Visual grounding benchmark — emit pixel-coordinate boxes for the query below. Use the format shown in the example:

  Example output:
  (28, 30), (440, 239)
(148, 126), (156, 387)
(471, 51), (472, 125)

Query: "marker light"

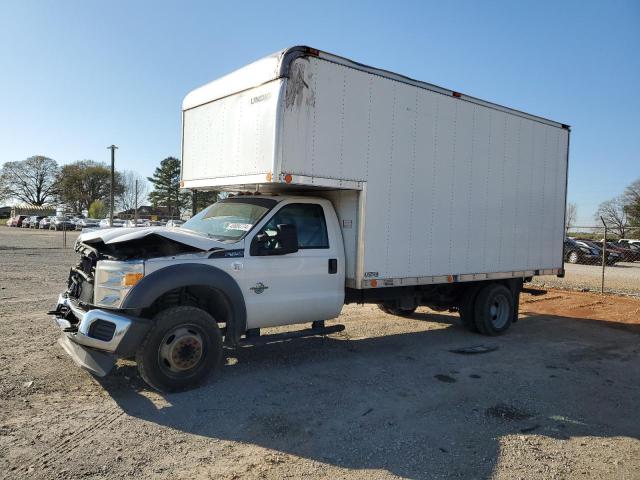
(123, 272), (144, 287)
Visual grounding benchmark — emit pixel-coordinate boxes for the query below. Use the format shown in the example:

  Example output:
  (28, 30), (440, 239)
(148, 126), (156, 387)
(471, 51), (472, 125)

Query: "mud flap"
(58, 335), (116, 377)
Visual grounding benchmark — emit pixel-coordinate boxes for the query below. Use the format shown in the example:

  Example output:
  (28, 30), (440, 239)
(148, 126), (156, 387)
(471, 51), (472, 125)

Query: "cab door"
(241, 200), (345, 329)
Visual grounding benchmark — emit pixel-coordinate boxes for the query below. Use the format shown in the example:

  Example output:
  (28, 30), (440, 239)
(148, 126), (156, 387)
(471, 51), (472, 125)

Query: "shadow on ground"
(99, 312), (640, 479)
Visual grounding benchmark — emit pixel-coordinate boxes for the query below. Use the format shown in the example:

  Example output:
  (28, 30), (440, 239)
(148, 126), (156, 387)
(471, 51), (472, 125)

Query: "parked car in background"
(29, 216), (45, 229)
(165, 219), (184, 228)
(21, 217), (32, 228)
(75, 218), (100, 230)
(39, 216), (54, 229)
(98, 218), (125, 228)
(586, 240), (623, 264)
(574, 239), (622, 265)
(9, 215), (28, 227)
(564, 238), (600, 265)
(618, 239), (640, 260)
(50, 217), (76, 231)
(601, 241), (640, 262)
(616, 240), (640, 261)
(123, 219), (147, 228)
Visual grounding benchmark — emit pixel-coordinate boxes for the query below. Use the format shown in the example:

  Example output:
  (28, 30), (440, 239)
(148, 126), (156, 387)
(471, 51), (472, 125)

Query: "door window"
(259, 203), (329, 251)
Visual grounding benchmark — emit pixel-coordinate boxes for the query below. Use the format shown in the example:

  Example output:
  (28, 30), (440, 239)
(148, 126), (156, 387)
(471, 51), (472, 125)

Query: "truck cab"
(50, 194), (347, 391)
(144, 195), (345, 329)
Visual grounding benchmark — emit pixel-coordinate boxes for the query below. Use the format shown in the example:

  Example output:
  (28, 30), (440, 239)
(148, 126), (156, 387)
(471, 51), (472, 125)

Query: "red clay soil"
(520, 287), (640, 326)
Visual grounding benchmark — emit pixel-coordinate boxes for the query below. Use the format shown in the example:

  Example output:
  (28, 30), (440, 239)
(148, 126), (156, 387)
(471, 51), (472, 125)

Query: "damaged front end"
(49, 294), (149, 376)
(49, 228), (214, 377)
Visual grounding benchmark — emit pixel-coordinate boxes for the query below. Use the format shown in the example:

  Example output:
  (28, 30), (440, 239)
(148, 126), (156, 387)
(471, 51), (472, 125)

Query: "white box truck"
(50, 46), (570, 392)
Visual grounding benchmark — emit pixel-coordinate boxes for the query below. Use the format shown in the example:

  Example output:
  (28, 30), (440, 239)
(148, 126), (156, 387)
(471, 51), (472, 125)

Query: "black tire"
(473, 283), (514, 336)
(458, 286), (480, 333)
(136, 306), (223, 392)
(378, 303), (417, 317)
(567, 250), (579, 264)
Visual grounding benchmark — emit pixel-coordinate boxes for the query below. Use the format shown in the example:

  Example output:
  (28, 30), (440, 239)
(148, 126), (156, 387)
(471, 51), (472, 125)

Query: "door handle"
(328, 258), (337, 274)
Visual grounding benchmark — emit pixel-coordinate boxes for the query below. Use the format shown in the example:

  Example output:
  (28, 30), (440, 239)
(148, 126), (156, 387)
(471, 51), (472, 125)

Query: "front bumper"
(49, 294), (151, 376)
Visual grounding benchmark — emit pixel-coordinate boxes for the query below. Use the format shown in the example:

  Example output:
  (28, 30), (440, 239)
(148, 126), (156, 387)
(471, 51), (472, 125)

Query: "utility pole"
(107, 145), (118, 227)
(600, 216), (607, 294)
(134, 179), (139, 224)
(192, 190), (198, 217)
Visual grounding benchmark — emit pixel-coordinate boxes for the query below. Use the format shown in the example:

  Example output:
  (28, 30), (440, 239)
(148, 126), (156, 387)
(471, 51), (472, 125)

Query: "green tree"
(623, 178), (640, 227)
(148, 157), (190, 218)
(0, 155), (59, 205)
(192, 190), (220, 215)
(88, 199), (107, 219)
(57, 160), (124, 213)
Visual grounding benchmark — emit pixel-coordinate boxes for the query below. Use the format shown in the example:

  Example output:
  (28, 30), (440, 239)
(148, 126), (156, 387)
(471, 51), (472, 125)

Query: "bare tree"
(0, 155), (59, 205)
(565, 202), (577, 230)
(0, 175), (9, 204)
(595, 197), (628, 237)
(119, 170), (149, 213)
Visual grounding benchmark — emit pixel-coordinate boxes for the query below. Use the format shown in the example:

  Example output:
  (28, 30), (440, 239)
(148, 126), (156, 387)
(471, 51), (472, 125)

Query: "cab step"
(240, 322), (345, 347)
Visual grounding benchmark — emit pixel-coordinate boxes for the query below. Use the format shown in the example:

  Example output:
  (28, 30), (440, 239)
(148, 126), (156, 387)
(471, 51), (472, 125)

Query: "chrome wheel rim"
(569, 252), (578, 263)
(488, 293), (510, 329)
(159, 326), (205, 373)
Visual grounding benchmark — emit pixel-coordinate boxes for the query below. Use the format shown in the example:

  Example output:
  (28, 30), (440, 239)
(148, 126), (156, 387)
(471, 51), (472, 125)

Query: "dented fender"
(121, 263), (247, 346)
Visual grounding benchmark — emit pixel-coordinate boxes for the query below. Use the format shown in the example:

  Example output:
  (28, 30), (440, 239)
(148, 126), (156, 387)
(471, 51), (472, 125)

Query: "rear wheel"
(473, 283), (514, 336)
(458, 286), (480, 333)
(136, 306), (223, 392)
(378, 303), (417, 317)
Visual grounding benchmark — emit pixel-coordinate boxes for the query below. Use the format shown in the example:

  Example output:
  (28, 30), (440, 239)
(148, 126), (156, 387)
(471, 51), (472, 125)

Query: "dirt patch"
(1, 228), (639, 479)
(521, 287), (640, 327)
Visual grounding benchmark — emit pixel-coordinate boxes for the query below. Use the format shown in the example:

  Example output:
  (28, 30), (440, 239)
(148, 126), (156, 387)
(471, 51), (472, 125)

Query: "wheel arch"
(122, 263), (247, 346)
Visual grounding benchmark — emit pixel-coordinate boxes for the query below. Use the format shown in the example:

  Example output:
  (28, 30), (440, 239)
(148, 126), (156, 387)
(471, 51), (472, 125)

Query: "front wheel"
(136, 306), (223, 392)
(567, 251), (579, 264)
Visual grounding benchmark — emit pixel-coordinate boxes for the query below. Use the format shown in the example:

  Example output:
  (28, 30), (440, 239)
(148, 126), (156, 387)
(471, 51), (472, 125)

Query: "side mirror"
(250, 224), (298, 256)
(276, 223), (298, 254)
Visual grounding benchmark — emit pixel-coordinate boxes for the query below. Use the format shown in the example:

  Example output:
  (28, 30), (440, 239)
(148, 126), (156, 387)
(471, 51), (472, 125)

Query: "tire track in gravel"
(16, 406), (126, 473)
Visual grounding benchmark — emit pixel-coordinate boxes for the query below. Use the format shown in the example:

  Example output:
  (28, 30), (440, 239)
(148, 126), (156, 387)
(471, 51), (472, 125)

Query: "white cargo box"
(182, 46), (569, 289)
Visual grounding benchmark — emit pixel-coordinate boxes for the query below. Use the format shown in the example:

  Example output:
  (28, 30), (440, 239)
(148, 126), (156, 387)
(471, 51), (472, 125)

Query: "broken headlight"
(94, 260), (144, 308)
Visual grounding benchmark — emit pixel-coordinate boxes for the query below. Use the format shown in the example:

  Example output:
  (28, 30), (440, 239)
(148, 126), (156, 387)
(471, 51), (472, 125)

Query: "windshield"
(182, 198), (277, 241)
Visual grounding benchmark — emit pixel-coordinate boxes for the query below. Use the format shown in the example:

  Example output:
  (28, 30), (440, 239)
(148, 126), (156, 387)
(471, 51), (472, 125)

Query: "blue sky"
(0, 0), (638, 225)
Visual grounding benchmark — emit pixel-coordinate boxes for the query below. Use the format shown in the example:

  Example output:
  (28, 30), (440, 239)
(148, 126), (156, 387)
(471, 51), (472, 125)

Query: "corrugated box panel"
(280, 56), (568, 279)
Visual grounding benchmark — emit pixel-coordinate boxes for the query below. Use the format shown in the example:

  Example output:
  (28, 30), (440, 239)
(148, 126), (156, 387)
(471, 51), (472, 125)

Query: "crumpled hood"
(77, 226), (230, 251)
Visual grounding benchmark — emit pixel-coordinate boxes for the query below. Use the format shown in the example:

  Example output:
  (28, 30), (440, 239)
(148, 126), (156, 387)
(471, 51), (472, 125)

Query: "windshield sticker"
(226, 223), (252, 231)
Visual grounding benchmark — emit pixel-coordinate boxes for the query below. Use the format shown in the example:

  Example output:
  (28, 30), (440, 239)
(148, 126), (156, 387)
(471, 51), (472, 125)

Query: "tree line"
(595, 178), (640, 237)
(0, 155), (216, 218)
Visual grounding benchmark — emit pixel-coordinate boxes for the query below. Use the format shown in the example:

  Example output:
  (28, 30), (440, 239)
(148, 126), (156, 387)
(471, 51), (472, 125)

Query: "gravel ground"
(534, 262), (640, 296)
(1, 227), (639, 479)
